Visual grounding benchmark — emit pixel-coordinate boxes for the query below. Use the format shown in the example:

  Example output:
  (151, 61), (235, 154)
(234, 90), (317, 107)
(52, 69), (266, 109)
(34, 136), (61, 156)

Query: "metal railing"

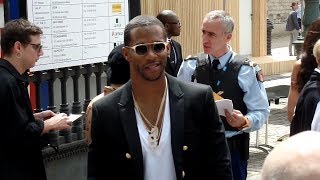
(28, 63), (109, 166)
(29, 62), (109, 115)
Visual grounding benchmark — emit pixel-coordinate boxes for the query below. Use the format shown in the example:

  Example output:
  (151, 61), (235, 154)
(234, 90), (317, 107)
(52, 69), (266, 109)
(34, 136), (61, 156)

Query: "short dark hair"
(156, 10), (178, 26)
(123, 15), (167, 46)
(107, 44), (130, 85)
(291, 2), (298, 7)
(1, 18), (42, 55)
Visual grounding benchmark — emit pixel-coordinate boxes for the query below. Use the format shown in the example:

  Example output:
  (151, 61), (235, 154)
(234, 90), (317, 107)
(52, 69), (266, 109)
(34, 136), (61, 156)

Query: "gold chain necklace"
(132, 78), (167, 150)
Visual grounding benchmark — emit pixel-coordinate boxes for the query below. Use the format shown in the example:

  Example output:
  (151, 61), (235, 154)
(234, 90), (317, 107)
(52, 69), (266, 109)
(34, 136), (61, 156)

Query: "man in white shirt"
(87, 15), (232, 180)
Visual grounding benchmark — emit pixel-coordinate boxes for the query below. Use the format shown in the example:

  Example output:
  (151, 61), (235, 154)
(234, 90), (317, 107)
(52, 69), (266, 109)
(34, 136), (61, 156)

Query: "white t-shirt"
(135, 89), (177, 180)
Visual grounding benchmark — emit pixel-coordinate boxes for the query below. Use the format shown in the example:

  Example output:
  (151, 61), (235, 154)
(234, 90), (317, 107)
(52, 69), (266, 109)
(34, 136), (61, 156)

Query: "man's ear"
(13, 41), (22, 53)
(226, 33), (232, 42)
(166, 42), (171, 56)
(165, 23), (170, 31)
(121, 46), (131, 62)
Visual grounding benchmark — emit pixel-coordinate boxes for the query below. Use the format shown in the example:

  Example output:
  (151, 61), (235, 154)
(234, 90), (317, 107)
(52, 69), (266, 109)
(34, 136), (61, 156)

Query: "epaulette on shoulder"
(184, 55), (198, 61)
(243, 59), (257, 67)
(243, 60), (264, 82)
(184, 52), (207, 60)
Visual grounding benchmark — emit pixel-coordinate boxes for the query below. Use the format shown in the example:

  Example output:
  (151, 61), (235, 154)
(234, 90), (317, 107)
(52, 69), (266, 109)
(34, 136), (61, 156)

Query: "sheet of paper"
(67, 114), (82, 122)
(215, 99), (233, 117)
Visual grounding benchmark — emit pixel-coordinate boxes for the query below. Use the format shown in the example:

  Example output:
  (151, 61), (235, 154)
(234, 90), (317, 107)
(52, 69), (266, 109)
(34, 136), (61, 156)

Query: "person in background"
(0, 19), (71, 180)
(85, 44), (130, 144)
(287, 17), (320, 123)
(156, 10), (183, 77)
(290, 39), (320, 135)
(177, 10), (270, 180)
(297, 2), (302, 29)
(261, 131), (320, 180)
(285, 1), (302, 56)
(87, 15), (232, 180)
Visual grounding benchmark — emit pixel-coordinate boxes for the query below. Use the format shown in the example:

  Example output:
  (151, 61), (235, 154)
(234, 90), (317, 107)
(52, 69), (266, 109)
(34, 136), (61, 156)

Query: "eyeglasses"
(29, 43), (43, 53)
(125, 42), (168, 56)
(167, 22), (181, 26)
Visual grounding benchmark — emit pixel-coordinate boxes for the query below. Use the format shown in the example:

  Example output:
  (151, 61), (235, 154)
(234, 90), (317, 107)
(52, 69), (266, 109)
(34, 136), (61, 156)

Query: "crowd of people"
(1, 1), (320, 179)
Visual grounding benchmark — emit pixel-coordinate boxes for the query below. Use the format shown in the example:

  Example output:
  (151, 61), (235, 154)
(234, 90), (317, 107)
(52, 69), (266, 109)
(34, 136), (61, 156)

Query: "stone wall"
(268, 0), (297, 24)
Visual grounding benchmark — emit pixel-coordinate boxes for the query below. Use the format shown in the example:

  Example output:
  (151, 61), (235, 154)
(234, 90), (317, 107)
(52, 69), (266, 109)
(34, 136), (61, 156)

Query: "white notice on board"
(27, 0), (129, 72)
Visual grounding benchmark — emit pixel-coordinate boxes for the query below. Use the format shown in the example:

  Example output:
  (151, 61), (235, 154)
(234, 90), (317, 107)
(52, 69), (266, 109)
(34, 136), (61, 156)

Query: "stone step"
(251, 55), (296, 76)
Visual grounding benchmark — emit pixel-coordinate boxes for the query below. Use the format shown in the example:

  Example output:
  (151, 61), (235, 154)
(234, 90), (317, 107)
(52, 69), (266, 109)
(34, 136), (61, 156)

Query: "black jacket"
(166, 40), (183, 77)
(290, 70), (320, 136)
(0, 60), (47, 180)
(88, 74), (232, 180)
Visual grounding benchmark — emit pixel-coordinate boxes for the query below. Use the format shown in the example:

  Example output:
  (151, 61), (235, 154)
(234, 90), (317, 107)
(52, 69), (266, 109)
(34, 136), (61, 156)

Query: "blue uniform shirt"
(177, 49), (270, 138)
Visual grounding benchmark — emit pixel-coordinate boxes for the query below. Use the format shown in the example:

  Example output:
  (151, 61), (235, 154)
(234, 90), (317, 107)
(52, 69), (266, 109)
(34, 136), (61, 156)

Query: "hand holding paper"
(215, 99), (233, 117)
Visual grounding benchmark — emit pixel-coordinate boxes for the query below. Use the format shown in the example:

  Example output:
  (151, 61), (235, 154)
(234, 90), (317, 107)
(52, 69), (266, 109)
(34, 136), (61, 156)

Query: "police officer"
(177, 10), (270, 180)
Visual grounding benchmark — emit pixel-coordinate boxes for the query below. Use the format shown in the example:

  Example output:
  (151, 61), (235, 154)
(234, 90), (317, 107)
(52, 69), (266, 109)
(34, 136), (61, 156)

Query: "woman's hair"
(1, 18), (42, 55)
(298, 17), (320, 92)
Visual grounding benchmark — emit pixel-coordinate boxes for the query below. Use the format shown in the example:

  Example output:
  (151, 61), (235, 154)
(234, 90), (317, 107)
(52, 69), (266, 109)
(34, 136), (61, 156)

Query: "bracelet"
(238, 116), (250, 130)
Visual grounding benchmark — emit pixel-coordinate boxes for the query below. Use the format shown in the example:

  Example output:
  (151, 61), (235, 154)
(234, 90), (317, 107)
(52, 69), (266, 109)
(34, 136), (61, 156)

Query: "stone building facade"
(268, 0), (299, 24)
(267, 0), (302, 36)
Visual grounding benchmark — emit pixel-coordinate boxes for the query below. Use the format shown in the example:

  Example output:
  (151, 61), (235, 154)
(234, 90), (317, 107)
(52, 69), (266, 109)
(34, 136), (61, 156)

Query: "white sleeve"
(311, 101), (320, 131)
(177, 60), (197, 82)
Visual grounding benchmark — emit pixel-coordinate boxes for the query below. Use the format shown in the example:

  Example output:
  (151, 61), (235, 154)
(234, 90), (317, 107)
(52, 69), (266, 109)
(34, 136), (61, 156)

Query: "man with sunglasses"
(157, 10), (183, 77)
(87, 15), (232, 180)
(177, 10), (270, 180)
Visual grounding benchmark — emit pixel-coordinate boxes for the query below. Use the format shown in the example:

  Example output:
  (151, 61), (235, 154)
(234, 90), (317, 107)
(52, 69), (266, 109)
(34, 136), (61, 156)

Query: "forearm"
(244, 109), (270, 132)
(238, 65), (270, 132)
(20, 120), (44, 146)
(41, 113), (71, 135)
(287, 87), (299, 123)
(242, 91), (270, 132)
(42, 120), (55, 135)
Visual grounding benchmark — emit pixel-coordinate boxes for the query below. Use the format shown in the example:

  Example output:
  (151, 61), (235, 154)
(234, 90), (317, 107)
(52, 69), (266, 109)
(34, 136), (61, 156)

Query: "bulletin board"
(27, 0), (129, 71)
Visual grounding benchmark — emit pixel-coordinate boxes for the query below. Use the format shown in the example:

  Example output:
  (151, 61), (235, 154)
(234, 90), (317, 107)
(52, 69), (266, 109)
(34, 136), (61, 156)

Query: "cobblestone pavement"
(247, 74), (291, 180)
(272, 34), (290, 49)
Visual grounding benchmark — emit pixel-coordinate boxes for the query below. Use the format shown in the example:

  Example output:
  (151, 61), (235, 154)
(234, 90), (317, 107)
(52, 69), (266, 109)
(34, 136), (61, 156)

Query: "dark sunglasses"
(29, 43), (43, 53)
(125, 42), (168, 56)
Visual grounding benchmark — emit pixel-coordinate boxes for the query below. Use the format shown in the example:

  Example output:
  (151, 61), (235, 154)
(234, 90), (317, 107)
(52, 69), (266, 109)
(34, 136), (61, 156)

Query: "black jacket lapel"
(167, 74), (185, 179)
(118, 81), (143, 180)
